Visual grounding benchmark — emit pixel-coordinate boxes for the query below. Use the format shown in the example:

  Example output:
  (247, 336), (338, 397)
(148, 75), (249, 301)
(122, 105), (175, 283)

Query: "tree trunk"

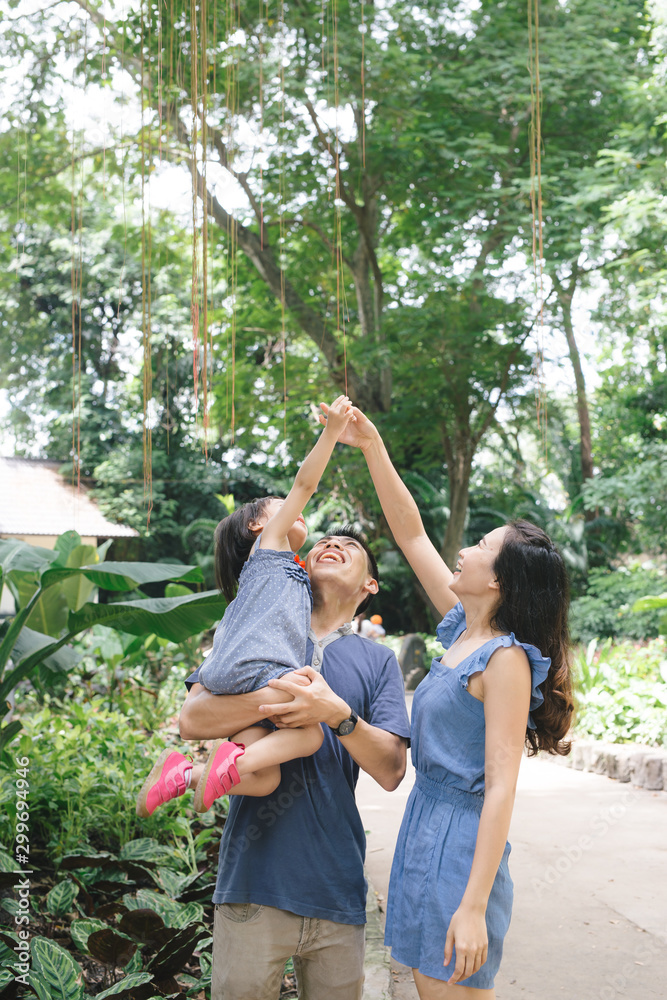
(556, 275), (595, 510)
(441, 450), (472, 571)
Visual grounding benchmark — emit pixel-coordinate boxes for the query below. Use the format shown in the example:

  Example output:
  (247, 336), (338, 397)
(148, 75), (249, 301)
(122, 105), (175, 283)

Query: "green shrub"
(569, 567), (667, 644)
(573, 637), (667, 746)
(0, 699), (216, 859)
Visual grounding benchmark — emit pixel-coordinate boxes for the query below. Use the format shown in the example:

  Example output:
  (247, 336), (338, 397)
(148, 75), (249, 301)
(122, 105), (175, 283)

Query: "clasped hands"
(258, 666), (351, 731)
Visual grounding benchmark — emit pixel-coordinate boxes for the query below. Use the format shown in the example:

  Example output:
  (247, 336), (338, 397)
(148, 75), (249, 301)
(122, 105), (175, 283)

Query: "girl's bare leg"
(194, 725), (322, 798)
(413, 970), (495, 1000)
(234, 723), (323, 774)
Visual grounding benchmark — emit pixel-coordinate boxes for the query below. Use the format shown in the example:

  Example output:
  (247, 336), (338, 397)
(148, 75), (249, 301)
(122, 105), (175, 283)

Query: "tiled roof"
(0, 457), (139, 538)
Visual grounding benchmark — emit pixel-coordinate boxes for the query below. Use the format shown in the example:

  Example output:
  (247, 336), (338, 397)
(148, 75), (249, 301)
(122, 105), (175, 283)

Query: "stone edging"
(556, 739), (667, 792)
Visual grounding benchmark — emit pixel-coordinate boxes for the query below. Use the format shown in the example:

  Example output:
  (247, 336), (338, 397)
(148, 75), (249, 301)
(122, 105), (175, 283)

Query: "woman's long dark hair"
(491, 519), (574, 757)
(214, 497), (280, 603)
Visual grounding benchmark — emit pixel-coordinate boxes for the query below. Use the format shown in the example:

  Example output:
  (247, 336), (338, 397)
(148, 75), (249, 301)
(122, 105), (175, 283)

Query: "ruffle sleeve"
(435, 602), (466, 651)
(459, 632), (551, 730)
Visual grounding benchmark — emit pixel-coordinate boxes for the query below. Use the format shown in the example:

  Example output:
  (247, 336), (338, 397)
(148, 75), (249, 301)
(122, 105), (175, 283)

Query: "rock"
(398, 634), (427, 682)
(629, 752), (648, 786)
(637, 755), (665, 791)
(404, 666), (427, 691)
(572, 742), (592, 771)
(590, 745), (609, 775)
(606, 748), (632, 782)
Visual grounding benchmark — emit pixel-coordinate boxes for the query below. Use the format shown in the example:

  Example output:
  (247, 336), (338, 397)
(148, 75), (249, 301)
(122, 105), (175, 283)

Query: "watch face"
(337, 717), (356, 736)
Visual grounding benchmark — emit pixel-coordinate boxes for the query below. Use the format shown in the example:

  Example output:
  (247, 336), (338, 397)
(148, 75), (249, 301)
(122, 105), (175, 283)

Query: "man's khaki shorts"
(211, 902), (365, 1000)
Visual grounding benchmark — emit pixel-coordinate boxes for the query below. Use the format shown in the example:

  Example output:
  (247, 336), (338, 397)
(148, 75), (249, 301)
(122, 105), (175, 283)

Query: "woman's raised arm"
(321, 404), (458, 618)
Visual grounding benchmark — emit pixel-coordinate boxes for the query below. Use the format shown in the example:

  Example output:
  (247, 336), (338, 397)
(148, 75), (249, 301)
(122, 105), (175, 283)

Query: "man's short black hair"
(325, 524), (379, 616)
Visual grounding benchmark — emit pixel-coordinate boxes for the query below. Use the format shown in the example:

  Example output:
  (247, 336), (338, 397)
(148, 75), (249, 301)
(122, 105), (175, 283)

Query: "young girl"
(333, 404), (574, 999)
(136, 395), (354, 818)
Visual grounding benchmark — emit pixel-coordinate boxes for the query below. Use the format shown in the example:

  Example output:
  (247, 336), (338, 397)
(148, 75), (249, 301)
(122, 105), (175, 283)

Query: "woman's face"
(449, 525), (509, 599)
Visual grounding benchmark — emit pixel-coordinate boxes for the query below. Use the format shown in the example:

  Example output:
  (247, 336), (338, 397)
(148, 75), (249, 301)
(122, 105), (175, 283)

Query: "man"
(180, 527), (410, 1000)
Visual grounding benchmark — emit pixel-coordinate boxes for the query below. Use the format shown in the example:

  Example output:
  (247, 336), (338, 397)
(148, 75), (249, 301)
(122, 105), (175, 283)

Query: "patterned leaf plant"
(30, 937), (85, 1000)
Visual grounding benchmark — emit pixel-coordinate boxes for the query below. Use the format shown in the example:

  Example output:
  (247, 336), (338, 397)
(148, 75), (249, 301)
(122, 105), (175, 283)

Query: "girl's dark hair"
(491, 519), (574, 757)
(214, 497), (281, 603)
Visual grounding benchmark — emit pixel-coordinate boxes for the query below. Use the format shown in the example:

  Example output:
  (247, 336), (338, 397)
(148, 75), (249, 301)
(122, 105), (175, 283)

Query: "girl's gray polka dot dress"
(199, 547), (313, 695)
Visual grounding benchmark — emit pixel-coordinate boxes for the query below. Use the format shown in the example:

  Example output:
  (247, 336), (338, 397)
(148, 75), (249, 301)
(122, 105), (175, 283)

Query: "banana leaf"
(67, 589), (225, 643)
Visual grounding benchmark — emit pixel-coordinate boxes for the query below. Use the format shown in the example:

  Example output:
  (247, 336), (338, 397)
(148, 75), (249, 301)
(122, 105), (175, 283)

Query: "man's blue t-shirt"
(186, 629), (410, 925)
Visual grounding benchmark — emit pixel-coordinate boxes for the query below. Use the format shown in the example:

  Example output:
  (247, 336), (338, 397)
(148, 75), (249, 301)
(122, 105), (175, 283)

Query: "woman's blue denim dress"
(385, 602), (550, 988)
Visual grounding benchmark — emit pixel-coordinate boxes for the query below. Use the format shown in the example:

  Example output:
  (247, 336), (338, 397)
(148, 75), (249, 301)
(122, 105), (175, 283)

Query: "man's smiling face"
(306, 534), (378, 609)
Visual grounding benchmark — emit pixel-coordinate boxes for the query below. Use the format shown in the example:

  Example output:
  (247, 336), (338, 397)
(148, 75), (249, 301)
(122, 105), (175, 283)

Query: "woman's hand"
(319, 403), (379, 451)
(443, 905), (488, 984)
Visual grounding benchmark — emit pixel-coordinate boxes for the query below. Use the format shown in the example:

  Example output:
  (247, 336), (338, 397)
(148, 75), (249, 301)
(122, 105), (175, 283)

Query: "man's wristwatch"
(329, 709), (358, 737)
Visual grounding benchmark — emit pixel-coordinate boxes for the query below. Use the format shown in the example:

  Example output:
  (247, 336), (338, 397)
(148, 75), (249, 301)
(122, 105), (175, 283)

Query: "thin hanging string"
(278, 0), (287, 440)
(101, 12), (107, 195)
(70, 138), (78, 489)
(528, 0), (546, 462)
(190, 0), (201, 423)
(225, 0), (239, 443)
(157, 0), (163, 164)
(360, 0), (365, 168)
(279, 0), (288, 439)
(333, 0), (347, 394)
(117, 9), (127, 317)
(201, 0), (210, 456)
(259, 0), (265, 250)
(140, 0), (153, 523)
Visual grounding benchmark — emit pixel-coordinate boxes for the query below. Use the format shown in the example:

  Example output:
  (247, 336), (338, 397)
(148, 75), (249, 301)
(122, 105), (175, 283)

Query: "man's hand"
(319, 404), (378, 452)
(259, 666), (351, 729)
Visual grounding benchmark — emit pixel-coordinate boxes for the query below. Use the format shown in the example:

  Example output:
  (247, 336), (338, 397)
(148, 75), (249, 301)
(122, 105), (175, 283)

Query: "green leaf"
(123, 890), (185, 928)
(46, 880), (79, 917)
(632, 594), (667, 613)
(60, 543), (101, 612)
(171, 901), (205, 929)
(119, 838), (173, 865)
(93, 972), (154, 1000)
(41, 561), (204, 593)
(0, 720), (22, 753)
(25, 582), (69, 638)
(53, 531), (83, 566)
(30, 937), (84, 1000)
(70, 918), (108, 953)
(8, 625), (81, 673)
(146, 923), (209, 978)
(68, 590), (225, 643)
(28, 973), (53, 1000)
(0, 850), (15, 872)
(164, 582), (194, 598)
(59, 851), (117, 871)
(0, 539), (57, 576)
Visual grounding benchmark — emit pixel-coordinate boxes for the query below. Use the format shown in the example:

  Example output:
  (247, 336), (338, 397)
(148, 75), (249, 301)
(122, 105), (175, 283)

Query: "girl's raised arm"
(261, 395), (353, 550)
(324, 404), (458, 617)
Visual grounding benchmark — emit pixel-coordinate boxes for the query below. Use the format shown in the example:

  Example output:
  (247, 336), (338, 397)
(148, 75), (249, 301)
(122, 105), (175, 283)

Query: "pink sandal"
(193, 740), (245, 813)
(136, 748), (193, 818)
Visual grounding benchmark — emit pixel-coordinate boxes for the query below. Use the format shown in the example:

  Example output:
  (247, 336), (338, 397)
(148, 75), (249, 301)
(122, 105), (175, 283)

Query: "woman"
(325, 404), (573, 999)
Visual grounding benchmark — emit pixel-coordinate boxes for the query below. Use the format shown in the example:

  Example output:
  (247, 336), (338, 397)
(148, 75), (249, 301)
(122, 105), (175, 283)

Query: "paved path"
(358, 697), (667, 1000)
